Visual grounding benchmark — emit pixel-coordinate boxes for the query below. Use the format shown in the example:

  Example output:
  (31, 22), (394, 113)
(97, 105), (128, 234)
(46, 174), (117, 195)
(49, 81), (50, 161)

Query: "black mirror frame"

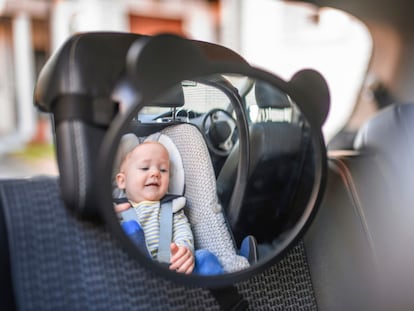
(97, 34), (328, 288)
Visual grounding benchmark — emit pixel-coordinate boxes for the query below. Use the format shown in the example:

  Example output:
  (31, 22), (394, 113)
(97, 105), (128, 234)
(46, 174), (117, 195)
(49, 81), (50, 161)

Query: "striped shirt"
(132, 198), (194, 259)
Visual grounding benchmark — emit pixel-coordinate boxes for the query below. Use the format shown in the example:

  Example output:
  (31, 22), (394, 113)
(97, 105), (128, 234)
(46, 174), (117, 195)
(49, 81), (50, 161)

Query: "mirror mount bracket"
(210, 286), (249, 311)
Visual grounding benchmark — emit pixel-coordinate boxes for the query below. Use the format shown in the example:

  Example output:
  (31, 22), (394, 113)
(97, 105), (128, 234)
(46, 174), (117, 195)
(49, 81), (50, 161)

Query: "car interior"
(1, 2), (414, 311)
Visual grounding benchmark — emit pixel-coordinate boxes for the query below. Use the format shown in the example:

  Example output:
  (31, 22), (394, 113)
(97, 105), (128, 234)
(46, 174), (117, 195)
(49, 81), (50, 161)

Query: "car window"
(237, 1), (372, 141)
(139, 80), (232, 119)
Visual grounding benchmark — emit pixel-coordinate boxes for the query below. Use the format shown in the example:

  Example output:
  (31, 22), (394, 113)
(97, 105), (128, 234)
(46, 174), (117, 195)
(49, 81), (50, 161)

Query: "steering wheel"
(201, 108), (237, 157)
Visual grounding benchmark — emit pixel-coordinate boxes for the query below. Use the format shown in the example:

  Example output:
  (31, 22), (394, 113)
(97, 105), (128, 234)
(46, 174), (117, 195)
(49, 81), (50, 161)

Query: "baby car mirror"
(97, 34), (329, 288)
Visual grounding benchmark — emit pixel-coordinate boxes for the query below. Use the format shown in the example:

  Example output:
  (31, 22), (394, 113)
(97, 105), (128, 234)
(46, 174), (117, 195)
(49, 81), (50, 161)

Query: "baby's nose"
(150, 168), (161, 177)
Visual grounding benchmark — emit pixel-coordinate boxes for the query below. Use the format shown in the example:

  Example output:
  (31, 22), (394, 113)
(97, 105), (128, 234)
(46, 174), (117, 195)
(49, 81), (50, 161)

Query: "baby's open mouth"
(145, 182), (159, 187)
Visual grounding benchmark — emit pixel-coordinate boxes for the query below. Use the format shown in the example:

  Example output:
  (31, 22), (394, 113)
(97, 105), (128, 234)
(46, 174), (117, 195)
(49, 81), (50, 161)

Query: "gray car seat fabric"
(304, 157), (385, 311)
(115, 123), (249, 272)
(159, 124), (249, 272)
(305, 103), (414, 311)
(353, 103), (414, 310)
(1, 177), (317, 310)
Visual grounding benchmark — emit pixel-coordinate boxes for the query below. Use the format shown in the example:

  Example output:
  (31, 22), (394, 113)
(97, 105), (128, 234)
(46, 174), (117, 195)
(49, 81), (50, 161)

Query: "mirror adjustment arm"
(210, 286), (248, 311)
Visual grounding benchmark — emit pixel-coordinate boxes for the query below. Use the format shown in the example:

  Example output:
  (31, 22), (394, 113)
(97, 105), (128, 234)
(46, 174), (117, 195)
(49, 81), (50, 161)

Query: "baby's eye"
(139, 167), (149, 171)
(160, 169), (168, 173)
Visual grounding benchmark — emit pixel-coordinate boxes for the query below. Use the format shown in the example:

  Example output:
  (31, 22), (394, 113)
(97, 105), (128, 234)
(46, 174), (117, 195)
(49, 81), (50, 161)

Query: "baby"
(115, 140), (195, 274)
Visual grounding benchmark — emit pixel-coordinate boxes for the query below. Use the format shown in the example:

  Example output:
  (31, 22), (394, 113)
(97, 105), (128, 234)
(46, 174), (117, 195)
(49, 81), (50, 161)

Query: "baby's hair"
(113, 133), (140, 177)
(127, 141), (169, 167)
(114, 134), (170, 176)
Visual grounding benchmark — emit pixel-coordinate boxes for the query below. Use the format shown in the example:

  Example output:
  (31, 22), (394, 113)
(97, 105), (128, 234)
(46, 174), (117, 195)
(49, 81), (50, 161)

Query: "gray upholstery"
(304, 156), (385, 310)
(305, 103), (414, 310)
(160, 124), (249, 272)
(0, 177), (317, 310)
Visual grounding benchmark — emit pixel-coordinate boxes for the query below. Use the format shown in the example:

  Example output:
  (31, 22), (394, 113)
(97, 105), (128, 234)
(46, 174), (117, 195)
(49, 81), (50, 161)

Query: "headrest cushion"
(255, 81), (291, 109)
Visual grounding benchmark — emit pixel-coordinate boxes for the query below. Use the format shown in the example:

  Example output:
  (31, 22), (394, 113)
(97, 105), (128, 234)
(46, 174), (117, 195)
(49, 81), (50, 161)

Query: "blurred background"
(0, 0), (373, 178)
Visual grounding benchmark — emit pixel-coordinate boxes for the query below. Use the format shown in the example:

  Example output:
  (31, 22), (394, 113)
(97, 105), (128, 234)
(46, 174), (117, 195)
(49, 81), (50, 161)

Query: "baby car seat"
(114, 123), (250, 272)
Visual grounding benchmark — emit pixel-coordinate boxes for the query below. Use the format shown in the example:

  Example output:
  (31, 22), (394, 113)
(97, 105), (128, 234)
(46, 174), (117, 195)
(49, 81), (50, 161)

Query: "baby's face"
(117, 142), (170, 203)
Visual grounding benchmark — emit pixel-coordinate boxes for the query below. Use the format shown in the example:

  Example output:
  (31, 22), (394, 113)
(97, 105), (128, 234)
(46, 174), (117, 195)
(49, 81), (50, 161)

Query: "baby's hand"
(169, 243), (194, 274)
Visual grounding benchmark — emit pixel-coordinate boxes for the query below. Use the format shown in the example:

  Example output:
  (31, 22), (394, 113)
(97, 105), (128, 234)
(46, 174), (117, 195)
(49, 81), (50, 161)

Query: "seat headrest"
(150, 84), (185, 108)
(35, 32), (147, 114)
(354, 104), (414, 154)
(354, 104), (414, 190)
(255, 81), (291, 109)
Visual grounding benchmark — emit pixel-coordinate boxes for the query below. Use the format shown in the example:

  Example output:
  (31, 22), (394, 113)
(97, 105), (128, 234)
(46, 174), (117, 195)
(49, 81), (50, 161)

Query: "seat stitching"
(331, 157), (380, 271)
(396, 105), (414, 171)
(73, 121), (86, 210)
(68, 36), (82, 90)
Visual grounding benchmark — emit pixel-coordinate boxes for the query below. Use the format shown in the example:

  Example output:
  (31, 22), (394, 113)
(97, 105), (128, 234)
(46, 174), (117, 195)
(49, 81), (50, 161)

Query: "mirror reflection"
(111, 74), (317, 276)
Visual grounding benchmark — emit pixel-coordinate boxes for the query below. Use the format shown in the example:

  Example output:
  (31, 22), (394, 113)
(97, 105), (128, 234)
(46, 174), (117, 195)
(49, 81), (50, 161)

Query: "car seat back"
(0, 176), (318, 310)
(305, 103), (414, 310)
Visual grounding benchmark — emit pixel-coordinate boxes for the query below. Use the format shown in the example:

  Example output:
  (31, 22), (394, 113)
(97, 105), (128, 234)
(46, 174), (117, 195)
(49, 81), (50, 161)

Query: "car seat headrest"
(255, 80), (291, 109)
(354, 104), (414, 189)
(150, 84), (185, 108)
(354, 104), (414, 152)
(34, 33), (149, 220)
(35, 32), (147, 115)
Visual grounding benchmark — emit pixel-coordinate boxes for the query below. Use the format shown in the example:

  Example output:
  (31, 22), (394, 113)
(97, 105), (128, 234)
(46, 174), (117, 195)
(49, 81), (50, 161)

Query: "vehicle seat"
(305, 103), (414, 310)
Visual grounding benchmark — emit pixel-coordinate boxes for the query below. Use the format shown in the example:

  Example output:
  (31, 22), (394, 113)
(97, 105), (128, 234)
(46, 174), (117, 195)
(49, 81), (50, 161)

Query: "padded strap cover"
(157, 201), (173, 263)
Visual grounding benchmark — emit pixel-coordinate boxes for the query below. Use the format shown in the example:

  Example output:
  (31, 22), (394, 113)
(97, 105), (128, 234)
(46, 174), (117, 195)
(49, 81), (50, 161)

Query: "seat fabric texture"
(0, 177), (317, 311)
(305, 103), (414, 311)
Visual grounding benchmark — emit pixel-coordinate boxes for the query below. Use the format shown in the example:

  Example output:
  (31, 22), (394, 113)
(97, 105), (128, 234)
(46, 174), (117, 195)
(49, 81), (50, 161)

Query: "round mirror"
(97, 35), (328, 288)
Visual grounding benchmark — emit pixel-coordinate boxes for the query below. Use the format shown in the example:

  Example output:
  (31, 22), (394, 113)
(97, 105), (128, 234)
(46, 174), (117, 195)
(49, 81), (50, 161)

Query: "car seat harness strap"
(158, 201), (173, 263)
